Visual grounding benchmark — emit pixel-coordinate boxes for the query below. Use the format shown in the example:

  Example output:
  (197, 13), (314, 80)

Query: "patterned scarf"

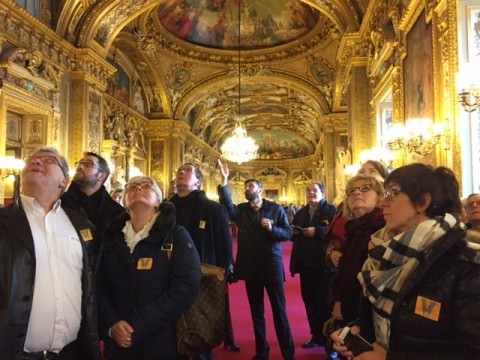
(358, 213), (460, 318)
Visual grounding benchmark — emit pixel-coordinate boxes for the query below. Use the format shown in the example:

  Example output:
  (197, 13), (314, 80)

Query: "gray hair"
(28, 147), (70, 179)
(124, 176), (163, 208)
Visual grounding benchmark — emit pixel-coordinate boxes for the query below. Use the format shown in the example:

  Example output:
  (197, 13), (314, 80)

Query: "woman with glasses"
(97, 176), (202, 360)
(332, 163), (480, 359)
(324, 175), (388, 338)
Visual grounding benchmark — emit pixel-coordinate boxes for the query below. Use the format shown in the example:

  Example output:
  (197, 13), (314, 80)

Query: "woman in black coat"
(97, 176), (202, 360)
(332, 164), (480, 359)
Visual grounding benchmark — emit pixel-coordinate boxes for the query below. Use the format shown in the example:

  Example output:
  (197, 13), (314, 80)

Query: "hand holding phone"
(338, 326), (373, 356)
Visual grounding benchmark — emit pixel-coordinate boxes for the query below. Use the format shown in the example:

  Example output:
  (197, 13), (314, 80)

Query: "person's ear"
(416, 193), (432, 214)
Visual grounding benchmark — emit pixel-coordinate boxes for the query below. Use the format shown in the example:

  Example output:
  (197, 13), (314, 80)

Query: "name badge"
(414, 295), (441, 321)
(79, 229), (93, 241)
(137, 258), (153, 270)
(199, 220), (206, 229)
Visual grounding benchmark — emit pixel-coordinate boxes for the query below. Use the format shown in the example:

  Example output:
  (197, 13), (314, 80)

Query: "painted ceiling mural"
(250, 129), (315, 160)
(158, 0), (318, 49)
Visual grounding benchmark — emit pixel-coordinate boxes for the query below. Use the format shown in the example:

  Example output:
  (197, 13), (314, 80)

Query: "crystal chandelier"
(220, 1), (258, 164)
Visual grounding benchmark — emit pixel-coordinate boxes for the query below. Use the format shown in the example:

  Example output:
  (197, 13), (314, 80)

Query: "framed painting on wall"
(467, 6), (480, 63)
(403, 11), (434, 122)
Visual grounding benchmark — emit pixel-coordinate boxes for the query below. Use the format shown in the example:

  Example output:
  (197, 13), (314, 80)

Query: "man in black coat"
(289, 183), (336, 349)
(0, 147), (100, 360)
(217, 159), (295, 360)
(62, 152), (125, 255)
(169, 163), (234, 359)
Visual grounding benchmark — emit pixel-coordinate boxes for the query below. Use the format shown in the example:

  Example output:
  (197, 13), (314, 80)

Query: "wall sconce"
(385, 119), (449, 157)
(359, 147), (395, 171)
(458, 63), (480, 113)
(0, 157), (25, 177)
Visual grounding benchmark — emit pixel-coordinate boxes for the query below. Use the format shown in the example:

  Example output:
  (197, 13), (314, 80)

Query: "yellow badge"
(137, 258), (153, 270)
(79, 229), (93, 241)
(414, 296), (441, 321)
(199, 220), (206, 229)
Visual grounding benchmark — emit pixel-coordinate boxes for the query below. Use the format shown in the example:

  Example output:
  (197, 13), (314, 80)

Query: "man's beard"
(245, 191), (259, 202)
(74, 172), (99, 188)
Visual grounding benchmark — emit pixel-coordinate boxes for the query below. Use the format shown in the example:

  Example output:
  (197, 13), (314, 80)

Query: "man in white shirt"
(0, 147), (100, 360)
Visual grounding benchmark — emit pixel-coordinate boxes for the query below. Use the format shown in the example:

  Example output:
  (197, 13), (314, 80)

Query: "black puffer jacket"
(97, 202), (202, 360)
(358, 227), (480, 360)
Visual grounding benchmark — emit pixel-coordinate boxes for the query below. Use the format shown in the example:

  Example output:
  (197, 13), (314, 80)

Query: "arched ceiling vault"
(55, 0), (366, 160)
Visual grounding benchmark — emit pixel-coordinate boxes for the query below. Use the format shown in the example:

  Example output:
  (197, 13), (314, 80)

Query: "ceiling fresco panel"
(157, 0), (319, 50)
(251, 129), (315, 160)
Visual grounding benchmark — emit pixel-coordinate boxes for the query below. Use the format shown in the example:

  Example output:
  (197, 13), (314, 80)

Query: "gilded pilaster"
(349, 65), (373, 162)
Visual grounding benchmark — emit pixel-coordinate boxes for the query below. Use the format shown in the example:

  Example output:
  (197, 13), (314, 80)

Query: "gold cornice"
(300, 0), (358, 31)
(77, 0), (159, 51)
(399, 0), (428, 33)
(0, 3), (116, 89)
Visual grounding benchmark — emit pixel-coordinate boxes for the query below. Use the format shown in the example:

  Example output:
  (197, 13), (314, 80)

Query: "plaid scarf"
(358, 213), (459, 318)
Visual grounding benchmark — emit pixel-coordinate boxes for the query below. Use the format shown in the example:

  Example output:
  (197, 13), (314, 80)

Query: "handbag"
(176, 263), (226, 356)
(164, 234), (226, 356)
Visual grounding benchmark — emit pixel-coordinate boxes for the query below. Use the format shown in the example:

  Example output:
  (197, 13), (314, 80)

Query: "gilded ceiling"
(49, 0), (367, 160)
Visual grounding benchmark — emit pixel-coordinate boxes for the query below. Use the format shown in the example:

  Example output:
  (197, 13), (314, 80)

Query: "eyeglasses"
(346, 185), (374, 196)
(26, 155), (61, 166)
(125, 182), (153, 191)
(383, 188), (403, 201)
(74, 160), (99, 169)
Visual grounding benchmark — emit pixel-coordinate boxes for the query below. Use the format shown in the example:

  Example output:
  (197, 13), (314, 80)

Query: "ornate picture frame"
(467, 6), (480, 63)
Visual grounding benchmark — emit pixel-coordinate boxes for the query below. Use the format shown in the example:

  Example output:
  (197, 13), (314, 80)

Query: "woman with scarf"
(332, 163), (480, 359)
(97, 176), (202, 360)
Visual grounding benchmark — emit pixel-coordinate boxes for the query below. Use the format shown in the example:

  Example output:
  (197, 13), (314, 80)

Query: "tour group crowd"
(1, 146), (480, 360)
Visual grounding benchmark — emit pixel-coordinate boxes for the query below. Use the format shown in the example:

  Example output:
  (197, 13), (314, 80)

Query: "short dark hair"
(310, 182), (325, 195)
(384, 163), (462, 218)
(244, 178), (263, 189)
(84, 152), (110, 179)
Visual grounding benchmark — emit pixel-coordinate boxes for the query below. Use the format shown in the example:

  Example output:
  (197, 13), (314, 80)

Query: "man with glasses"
(464, 193), (480, 232)
(0, 147), (100, 360)
(169, 163), (234, 358)
(62, 152), (125, 255)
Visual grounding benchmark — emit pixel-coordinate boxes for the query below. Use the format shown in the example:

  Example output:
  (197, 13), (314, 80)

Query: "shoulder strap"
(161, 228), (174, 261)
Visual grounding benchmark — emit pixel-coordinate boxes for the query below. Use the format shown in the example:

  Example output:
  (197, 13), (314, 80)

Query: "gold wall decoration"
(88, 91), (102, 153)
(149, 139), (165, 191)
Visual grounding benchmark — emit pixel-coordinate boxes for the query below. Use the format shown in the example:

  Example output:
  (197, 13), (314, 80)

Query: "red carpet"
(213, 240), (328, 359)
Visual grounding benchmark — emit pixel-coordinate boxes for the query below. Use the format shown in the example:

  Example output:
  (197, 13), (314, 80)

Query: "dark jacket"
(332, 207), (385, 323)
(358, 227), (480, 360)
(218, 184), (292, 283)
(289, 200), (336, 275)
(97, 202), (202, 360)
(62, 182), (125, 255)
(0, 200), (100, 360)
(170, 190), (232, 270)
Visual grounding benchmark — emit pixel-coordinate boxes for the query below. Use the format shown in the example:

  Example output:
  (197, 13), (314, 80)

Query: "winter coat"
(332, 207), (385, 323)
(62, 182), (125, 255)
(0, 200), (100, 360)
(358, 227), (480, 360)
(218, 185), (292, 283)
(97, 202), (202, 360)
(170, 190), (232, 270)
(289, 200), (336, 275)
